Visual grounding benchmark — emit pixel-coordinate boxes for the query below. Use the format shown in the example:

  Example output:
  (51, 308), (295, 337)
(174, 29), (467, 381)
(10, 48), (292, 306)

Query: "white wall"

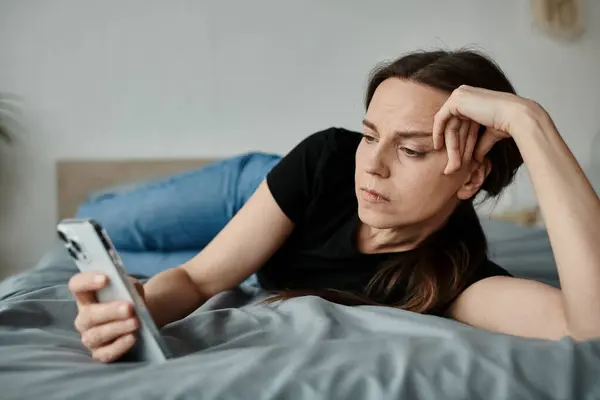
(0, 0), (599, 277)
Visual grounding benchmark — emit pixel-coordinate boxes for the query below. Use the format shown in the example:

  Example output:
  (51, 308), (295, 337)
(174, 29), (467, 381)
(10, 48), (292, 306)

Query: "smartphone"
(57, 218), (173, 363)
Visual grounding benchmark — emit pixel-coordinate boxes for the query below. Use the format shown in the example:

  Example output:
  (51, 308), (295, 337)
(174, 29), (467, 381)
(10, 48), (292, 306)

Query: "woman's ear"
(457, 159), (492, 200)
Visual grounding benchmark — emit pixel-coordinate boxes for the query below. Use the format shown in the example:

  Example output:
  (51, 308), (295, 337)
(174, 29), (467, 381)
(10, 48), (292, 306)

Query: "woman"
(69, 50), (600, 363)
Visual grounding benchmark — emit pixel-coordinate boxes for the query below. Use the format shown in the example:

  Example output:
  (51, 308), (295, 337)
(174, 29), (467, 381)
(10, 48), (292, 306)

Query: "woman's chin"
(357, 207), (398, 229)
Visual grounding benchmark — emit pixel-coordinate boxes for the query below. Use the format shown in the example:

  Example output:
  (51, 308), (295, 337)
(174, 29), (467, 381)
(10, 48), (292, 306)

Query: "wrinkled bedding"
(0, 244), (599, 400)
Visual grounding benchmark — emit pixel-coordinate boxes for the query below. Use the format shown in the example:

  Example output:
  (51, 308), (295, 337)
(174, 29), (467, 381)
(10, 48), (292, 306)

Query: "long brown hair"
(264, 50), (524, 314)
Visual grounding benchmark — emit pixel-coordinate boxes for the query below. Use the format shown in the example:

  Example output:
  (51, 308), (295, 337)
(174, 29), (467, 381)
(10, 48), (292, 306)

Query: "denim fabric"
(76, 152), (281, 253)
(117, 250), (200, 277)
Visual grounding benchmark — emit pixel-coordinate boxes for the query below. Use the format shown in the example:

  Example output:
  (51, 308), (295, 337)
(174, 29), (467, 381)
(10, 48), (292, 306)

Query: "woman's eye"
(400, 147), (425, 158)
(363, 134), (377, 144)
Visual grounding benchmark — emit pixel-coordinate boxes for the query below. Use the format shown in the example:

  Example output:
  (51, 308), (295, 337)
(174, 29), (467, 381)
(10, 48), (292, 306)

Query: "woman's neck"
(356, 208), (454, 254)
(356, 224), (430, 254)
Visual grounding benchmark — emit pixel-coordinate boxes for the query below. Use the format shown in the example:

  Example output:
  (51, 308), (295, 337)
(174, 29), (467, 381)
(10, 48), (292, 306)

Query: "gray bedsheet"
(1, 244), (599, 400)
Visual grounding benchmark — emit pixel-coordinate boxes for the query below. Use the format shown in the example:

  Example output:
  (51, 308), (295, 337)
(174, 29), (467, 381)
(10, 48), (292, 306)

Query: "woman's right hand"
(68, 272), (143, 363)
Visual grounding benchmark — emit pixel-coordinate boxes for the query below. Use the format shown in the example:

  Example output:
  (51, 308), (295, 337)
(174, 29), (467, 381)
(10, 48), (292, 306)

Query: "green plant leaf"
(0, 123), (11, 143)
(0, 113), (22, 143)
(0, 92), (23, 144)
(0, 99), (22, 116)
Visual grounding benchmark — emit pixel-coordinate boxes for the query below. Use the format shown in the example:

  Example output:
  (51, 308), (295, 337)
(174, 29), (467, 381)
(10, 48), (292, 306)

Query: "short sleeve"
(266, 128), (338, 222)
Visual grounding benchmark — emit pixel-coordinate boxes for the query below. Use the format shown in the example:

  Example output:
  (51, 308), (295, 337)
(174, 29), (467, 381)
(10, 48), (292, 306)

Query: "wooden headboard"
(56, 159), (215, 220)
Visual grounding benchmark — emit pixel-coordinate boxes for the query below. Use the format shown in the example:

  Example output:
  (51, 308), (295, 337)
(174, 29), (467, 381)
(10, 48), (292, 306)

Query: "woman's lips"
(360, 188), (390, 203)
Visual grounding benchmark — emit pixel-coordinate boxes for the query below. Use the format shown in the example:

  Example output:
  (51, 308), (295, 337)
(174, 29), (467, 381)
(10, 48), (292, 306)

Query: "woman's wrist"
(510, 100), (556, 146)
(142, 268), (204, 328)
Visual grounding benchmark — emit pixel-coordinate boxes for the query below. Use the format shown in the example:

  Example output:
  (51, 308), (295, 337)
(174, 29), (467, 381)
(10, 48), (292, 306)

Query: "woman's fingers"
(474, 128), (501, 163)
(68, 272), (108, 306)
(74, 301), (134, 333)
(434, 86), (512, 171)
(443, 117), (462, 175)
(81, 318), (139, 350)
(463, 121), (480, 165)
(91, 334), (137, 363)
(433, 104), (454, 151)
(458, 118), (470, 156)
(69, 272), (144, 363)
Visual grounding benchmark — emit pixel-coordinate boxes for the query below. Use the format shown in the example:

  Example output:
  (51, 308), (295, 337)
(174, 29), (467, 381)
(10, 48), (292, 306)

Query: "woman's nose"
(365, 147), (390, 178)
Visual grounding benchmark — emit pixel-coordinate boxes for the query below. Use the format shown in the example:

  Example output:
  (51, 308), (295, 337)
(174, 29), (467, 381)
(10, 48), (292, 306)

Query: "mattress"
(0, 244), (598, 400)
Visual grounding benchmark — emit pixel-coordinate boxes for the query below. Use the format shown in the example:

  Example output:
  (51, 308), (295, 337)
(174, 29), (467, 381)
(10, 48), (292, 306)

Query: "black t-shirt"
(257, 127), (511, 311)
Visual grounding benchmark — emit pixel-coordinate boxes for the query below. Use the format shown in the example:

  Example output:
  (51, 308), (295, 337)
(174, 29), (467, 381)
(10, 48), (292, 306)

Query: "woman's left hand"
(433, 85), (548, 174)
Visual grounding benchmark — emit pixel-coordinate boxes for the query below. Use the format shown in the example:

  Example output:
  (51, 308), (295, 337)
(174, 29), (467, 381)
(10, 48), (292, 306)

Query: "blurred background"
(0, 0), (598, 278)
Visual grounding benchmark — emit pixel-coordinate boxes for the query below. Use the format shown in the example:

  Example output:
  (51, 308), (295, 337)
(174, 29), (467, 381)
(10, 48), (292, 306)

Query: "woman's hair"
(264, 49), (524, 314)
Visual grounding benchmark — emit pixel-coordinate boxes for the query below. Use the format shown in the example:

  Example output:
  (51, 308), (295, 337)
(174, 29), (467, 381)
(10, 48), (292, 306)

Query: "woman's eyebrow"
(362, 119), (432, 139)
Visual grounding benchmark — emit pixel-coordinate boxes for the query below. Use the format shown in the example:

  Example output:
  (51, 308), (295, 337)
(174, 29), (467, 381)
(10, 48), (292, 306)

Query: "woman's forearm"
(142, 267), (207, 328)
(514, 111), (600, 339)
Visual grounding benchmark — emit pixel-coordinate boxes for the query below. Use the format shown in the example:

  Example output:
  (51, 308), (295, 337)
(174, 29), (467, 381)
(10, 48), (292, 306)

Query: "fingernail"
(94, 275), (106, 284)
(120, 304), (129, 315)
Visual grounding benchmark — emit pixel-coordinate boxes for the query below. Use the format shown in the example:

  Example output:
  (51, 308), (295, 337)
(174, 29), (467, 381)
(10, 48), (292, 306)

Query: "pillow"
(488, 207), (543, 227)
(480, 218), (559, 288)
(76, 152), (281, 252)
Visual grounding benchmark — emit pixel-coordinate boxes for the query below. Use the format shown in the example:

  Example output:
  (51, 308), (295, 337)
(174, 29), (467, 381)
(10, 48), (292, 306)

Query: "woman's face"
(355, 78), (482, 230)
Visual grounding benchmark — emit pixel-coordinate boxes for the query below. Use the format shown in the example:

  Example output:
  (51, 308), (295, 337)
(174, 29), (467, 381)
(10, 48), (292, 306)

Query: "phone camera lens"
(70, 240), (82, 253)
(67, 246), (78, 260)
(57, 230), (67, 243)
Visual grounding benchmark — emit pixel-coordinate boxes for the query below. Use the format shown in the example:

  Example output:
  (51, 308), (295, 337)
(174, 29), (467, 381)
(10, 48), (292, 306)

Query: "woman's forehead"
(366, 79), (449, 131)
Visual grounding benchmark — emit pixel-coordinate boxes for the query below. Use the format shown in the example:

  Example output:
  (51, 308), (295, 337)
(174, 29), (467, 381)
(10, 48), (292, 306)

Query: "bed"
(0, 158), (598, 400)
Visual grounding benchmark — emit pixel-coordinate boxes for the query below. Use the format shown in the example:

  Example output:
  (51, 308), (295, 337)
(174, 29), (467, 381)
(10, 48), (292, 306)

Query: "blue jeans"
(76, 152), (281, 279)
